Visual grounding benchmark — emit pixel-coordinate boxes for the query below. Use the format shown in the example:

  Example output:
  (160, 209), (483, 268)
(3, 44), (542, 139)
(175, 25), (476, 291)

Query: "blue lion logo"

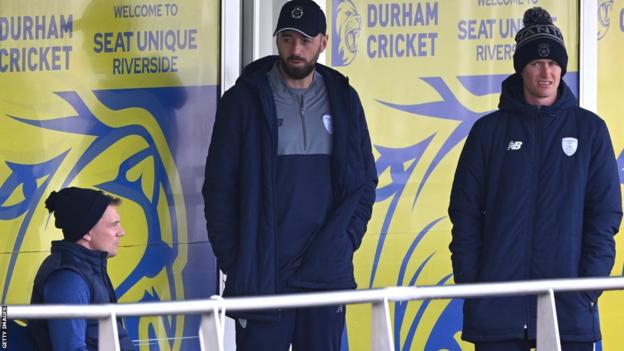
(598, 0), (614, 40)
(0, 86), (218, 349)
(331, 0), (361, 67)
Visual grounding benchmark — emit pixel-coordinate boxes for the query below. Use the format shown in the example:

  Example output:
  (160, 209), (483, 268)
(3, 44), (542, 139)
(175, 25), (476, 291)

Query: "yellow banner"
(0, 1), (219, 349)
(597, 1), (624, 351)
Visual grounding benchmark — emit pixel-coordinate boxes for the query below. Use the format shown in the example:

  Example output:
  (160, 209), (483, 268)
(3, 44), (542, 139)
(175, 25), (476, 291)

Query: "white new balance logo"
(507, 141), (523, 150)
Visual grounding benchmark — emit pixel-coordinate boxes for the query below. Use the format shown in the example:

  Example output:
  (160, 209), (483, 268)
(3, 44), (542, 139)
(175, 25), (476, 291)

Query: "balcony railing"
(6, 276), (624, 351)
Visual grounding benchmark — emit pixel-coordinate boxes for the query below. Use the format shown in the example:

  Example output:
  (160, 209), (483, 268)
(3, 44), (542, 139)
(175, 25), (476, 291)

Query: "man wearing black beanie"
(449, 7), (622, 351)
(29, 187), (136, 350)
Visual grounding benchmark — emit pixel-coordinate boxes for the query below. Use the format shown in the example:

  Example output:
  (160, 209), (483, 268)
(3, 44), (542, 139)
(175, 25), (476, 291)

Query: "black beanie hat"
(44, 187), (115, 242)
(513, 7), (568, 76)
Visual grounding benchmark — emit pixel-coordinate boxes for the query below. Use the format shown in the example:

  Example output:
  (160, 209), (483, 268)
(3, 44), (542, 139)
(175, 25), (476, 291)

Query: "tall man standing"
(449, 7), (622, 351)
(203, 0), (377, 350)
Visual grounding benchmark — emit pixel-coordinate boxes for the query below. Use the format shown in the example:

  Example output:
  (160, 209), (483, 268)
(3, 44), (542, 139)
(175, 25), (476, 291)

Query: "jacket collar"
(499, 73), (576, 116)
(238, 55), (353, 195)
(51, 240), (108, 272)
(239, 56), (349, 91)
(267, 62), (327, 99)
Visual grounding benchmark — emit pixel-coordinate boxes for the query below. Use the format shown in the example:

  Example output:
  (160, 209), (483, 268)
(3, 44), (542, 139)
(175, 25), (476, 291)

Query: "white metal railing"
(6, 276), (624, 351)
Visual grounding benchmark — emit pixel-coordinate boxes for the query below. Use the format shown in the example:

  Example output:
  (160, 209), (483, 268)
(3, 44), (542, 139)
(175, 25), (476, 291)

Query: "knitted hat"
(513, 7), (568, 76)
(44, 187), (116, 242)
(274, 0), (327, 38)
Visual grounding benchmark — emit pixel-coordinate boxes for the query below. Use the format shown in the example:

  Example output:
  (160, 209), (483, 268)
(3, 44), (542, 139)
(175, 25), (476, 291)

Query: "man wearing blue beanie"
(449, 7), (622, 351)
(29, 187), (136, 350)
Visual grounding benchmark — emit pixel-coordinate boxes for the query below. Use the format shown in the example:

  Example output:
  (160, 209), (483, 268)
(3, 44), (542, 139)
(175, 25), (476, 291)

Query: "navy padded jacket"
(203, 56), (377, 320)
(29, 240), (135, 350)
(449, 74), (622, 342)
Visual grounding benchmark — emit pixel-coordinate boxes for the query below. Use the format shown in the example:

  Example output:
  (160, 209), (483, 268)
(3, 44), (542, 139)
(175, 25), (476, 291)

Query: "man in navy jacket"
(29, 187), (135, 350)
(449, 7), (622, 351)
(203, 1), (377, 350)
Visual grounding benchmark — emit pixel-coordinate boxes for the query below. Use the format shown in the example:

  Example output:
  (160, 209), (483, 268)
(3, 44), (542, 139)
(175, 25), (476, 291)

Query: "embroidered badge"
(291, 6), (303, 19)
(537, 42), (550, 57)
(562, 137), (578, 156)
(323, 114), (333, 134)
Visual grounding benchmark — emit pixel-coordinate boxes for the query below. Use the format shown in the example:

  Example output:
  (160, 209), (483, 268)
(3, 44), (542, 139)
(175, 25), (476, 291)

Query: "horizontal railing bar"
(383, 276), (624, 301)
(6, 299), (224, 319)
(7, 277), (624, 319)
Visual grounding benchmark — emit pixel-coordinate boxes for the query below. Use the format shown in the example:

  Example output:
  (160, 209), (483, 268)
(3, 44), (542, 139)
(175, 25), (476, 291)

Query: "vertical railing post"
(536, 289), (561, 351)
(98, 312), (121, 351)
(198, 306), (224, 351)
(371, 297), (394, 351)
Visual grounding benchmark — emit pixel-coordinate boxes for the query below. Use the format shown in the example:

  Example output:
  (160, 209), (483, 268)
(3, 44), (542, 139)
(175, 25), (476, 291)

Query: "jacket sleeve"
(579, 120), (622, 299)
(448, 121), (486, 284)
(346, 89), (378, 251)
(202, 89), (242, 274)
(43, 270), (90, 351)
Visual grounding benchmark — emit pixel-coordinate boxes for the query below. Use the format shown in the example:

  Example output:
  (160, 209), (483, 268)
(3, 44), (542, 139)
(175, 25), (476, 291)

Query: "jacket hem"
(225, 309), (280, 322)
(462, 331), (601, 343)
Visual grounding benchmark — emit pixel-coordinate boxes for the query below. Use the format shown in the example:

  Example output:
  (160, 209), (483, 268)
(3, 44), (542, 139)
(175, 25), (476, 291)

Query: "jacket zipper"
(298, 94), (307, 150)
(526, 106), (542, 337)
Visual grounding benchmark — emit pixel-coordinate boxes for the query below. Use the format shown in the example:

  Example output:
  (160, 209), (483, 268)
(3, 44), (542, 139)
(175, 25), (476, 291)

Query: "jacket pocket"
(288, 188), (364, 289)
(555, 291), (598, 337)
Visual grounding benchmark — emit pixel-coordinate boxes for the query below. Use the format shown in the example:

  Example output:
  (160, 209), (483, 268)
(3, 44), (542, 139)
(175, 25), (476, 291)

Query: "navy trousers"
(234, 303), (346, 351)
(476, 340), (594, 351)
